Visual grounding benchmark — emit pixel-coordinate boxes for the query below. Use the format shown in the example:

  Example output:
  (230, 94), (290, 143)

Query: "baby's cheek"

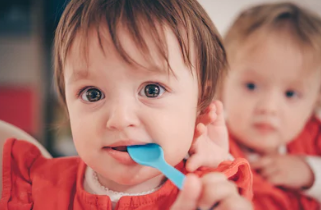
(163, 139), (192, 166)
(71, 125), (93, 154)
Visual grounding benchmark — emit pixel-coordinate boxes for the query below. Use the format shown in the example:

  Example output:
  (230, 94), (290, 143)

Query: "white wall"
(198, 0), (321, 35)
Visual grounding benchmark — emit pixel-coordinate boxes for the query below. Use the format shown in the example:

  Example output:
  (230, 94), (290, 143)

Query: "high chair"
(0, 120), (52, 197)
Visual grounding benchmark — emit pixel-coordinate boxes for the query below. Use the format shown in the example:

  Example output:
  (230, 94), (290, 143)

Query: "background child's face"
(63, 26), (199, 190)
(223, 32), (321, 154)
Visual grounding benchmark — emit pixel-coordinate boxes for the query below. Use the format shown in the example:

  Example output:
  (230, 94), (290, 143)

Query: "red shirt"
(229, 117), (321, 210)
(1, 138), (252, 210)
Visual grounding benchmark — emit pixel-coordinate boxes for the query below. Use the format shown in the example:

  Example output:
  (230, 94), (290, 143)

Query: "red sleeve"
(196, 158), (253, 201)
(316, 119), (321, 154)
(303, 117), (321, 155)
(0, 138), (43, 209)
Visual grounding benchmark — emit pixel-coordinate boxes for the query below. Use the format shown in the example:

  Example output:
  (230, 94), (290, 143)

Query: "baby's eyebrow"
(68, 70), (89, 85)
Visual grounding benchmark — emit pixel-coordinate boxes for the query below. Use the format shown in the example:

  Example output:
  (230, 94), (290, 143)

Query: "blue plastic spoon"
(128, 143), (218, 210)
(127, 143), (185, 190)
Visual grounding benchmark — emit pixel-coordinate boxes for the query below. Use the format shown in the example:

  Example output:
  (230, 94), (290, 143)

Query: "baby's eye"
(81, 87), (105, 102)
(139, 84), (165, 98)
(285, 90), (297, 98)
(245, 82), (256, 91)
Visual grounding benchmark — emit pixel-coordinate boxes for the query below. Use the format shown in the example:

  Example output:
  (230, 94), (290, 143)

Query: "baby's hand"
(186, 101), (230, 172)
(251, 154), (314, 190)
(171, 173), (252, 210)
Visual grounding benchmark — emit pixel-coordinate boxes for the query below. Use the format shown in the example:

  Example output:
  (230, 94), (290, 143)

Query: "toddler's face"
(223, 32), (321, 154)
(64, 26), (199, 192)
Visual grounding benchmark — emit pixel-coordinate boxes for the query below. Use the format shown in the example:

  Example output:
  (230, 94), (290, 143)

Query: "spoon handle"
(157, 161), (185, 190)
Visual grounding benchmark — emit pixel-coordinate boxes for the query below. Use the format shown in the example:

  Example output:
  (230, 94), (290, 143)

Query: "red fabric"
(0, 87), (38, 135)
(0, 138), (253, 210)
(229, 117), (321, 210)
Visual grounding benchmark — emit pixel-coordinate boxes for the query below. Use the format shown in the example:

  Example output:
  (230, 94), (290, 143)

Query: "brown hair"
(54, 0), (227, 112)
(224, 2), (321, 61)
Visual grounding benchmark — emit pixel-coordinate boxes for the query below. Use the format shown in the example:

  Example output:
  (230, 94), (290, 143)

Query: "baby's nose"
(256, 92), (279, 115)
(106, 100), (140, 131)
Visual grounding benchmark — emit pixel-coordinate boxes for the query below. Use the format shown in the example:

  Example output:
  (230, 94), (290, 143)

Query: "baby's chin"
(99, 168), (165, 193)
(237, 134), (282, 153)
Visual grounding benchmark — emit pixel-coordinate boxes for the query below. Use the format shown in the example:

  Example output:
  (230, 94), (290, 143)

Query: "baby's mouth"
(103, 145), (136, 165)
(110, 146), (128, 152)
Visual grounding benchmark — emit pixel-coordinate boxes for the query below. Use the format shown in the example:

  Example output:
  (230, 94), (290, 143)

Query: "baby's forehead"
(64, 25), (195, 83)
(67, 24), (192, 71)
(234, 31), (320, 67)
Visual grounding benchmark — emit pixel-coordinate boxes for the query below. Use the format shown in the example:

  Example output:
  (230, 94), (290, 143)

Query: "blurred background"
(0, 0), (320, 157)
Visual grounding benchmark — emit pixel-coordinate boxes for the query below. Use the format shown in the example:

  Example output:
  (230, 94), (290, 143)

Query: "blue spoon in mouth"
(127, 143), (185, 190)
(128, 143), (219, 210)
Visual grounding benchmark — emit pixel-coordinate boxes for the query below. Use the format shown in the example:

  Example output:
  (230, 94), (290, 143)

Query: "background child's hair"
(54, 0), (227, 112)
(224, 2), (321, 62)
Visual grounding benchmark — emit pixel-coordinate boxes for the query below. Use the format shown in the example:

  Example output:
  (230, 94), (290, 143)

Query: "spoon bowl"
(127, 143), (163, 167)
(127, 143), (185, 189)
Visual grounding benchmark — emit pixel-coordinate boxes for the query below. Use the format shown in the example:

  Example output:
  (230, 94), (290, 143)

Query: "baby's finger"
(186, 153), (205, 172)
(193, 123), (207, 140)
(259, 164), (278, 179)
(197, 104), (217, 125)
(216, 196), (253, 210)
(250, 156), (273, 170)
(170, 174), (202, 210)
(198, 173), (236, 209)
(266, 171), (284, 186)
(211, 100), (225, 125)
(213, 100), (223, 114)
(205, 102), (217, 114)
(186, 145), (229, 172)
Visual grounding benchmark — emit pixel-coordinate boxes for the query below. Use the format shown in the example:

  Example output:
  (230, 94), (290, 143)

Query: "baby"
(0, 0), (252, 209)
(222, 2), (321, 210)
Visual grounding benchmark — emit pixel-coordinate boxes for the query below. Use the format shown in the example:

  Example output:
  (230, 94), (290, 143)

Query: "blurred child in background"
(222, 2), (321, 210)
